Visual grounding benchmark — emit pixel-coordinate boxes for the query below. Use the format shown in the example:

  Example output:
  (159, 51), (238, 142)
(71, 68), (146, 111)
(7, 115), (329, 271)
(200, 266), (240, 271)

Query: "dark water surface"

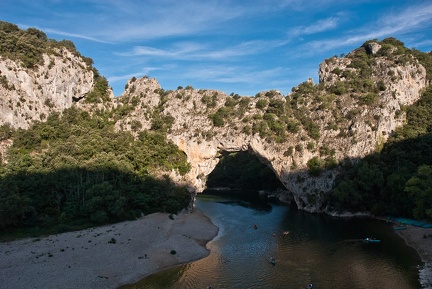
(122, 191), (421, 289)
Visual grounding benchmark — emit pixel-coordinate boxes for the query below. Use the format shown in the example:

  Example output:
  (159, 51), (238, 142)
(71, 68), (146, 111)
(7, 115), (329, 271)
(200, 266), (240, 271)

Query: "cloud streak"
(86, 0), (248, 42)
(119, 39), (286, 60)
(302, 2), (432, 53)
(287, 17), (340, 37)
(42, 28), (112, 44)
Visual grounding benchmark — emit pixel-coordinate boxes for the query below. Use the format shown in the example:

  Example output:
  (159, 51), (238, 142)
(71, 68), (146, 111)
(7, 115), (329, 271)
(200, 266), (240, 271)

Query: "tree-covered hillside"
(0, 107), (191, 237)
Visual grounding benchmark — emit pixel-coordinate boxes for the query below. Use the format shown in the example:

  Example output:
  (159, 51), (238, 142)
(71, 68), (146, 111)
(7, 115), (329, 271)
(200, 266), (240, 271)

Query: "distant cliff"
(0, 23), (430, 215)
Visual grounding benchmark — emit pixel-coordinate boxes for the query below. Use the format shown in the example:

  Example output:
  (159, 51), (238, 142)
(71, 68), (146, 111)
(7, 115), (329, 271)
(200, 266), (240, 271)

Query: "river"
(122, 190), (422, 289)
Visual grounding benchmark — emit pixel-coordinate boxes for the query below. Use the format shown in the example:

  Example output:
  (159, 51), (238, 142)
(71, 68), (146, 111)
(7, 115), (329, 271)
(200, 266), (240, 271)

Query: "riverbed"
(122, 191), (422, 289)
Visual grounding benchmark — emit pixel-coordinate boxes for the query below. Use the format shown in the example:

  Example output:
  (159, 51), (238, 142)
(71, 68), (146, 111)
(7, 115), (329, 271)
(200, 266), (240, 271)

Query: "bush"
(256, 99), (268, 110)
(209, 112), (224, 127)
(307, 157), (324, 176)
(359, 93), (377, 105)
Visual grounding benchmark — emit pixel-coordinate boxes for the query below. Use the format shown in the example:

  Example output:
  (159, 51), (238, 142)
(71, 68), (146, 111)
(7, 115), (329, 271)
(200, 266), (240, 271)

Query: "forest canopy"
(0, 107), (191, 237)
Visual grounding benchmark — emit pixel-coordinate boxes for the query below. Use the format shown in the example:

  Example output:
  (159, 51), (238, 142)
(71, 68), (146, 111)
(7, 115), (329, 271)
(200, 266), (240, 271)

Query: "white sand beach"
(0, 210), (218, 289)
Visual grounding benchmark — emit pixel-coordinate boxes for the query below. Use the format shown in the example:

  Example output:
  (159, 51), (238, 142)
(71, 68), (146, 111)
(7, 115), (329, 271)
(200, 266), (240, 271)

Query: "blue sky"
(1, 0), (432, 97)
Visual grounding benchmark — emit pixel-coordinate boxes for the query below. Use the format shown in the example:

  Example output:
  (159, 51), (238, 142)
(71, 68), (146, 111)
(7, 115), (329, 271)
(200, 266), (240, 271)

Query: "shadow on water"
(201, 189), (273, 213)
(120, 190), (422, 289)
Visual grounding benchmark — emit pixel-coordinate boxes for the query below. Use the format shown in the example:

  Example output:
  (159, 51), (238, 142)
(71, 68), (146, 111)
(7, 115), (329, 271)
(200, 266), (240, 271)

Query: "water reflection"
(205, 189), (273, 213)
(121, 191), (421, 289)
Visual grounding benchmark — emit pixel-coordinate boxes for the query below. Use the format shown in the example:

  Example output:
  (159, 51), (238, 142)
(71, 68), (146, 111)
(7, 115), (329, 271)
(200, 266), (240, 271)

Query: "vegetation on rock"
(0, 21), (93, 69)
(0, 107), (191, 236)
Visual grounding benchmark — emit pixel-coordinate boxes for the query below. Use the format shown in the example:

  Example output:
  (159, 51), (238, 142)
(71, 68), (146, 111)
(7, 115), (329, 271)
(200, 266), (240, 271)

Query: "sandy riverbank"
(395, 226), (432, 289)
(0, 210), (219, 289)
(395, 226), (432, 263)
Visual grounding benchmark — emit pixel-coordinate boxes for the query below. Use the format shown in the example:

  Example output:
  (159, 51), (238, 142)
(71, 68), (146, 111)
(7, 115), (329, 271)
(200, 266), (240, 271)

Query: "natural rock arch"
(115, 46), (428, 214)
(169, 134), (333, 213)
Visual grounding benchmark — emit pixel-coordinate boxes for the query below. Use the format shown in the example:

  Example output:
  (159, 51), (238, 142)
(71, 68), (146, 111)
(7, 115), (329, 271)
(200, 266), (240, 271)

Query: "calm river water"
(122, 190), (422, 289)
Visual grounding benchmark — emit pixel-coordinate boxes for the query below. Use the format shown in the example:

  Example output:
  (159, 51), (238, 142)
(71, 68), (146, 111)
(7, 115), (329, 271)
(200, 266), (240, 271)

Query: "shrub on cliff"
(0, 21), (92, 69)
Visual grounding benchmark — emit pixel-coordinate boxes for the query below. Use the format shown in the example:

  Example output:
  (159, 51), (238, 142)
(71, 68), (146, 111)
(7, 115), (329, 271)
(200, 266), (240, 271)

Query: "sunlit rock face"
(0, 47), (117, 161)
(0, 49), (96, 129)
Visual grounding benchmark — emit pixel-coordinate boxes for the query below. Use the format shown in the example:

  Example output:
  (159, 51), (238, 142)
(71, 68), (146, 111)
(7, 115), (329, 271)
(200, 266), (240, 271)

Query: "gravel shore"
(395, 226), (432, 289)
(0, 211), (218, 289)
(2, 211), (430, 289)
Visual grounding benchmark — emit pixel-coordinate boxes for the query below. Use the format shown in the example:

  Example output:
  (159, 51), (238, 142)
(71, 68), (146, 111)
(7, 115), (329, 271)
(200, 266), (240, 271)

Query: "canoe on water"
(363, 237), (381, 243)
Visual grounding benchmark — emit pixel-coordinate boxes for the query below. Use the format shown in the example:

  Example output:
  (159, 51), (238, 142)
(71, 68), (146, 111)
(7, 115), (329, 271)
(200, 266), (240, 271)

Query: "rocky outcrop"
(0, 48), (95, 129)
(366, 42), (382, 55)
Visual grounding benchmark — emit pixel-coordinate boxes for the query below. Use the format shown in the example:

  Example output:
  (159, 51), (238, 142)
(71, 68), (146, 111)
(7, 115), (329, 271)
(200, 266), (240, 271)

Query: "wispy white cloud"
(176, 65), (289, 84)
(409, 39), (432, 49)
(87, 0), (248, 42)
(168, 64), (318, 95)
(13, 0), (251, 43)
(287, 17), (340, 37)
(42, 28), (112, 44)
(378, 2), (432, 32)
(302, 2), (432, 53)
(120, 39), (286, 61)
(107, 66), (161, 84)
(204, 39), (287, 59)
(121, 42), (205, 58)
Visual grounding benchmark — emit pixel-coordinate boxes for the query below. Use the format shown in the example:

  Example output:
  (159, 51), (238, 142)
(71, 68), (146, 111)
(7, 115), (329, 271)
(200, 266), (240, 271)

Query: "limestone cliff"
(0, 49), (95, 129)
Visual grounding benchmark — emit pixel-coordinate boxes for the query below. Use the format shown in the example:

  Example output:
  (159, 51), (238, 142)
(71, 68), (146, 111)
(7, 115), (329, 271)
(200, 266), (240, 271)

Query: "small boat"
(269, 257), (276, 265)
(364, 237), (381, 243)
(283, 231), (289, 235)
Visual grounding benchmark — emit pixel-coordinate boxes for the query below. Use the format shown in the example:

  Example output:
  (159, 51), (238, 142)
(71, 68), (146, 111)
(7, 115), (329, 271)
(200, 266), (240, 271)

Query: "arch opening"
(203, 150), (294, 205)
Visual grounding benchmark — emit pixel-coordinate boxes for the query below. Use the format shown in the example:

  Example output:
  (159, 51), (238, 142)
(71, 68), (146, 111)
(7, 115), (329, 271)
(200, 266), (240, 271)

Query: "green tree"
(404, 165), (432, 221)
